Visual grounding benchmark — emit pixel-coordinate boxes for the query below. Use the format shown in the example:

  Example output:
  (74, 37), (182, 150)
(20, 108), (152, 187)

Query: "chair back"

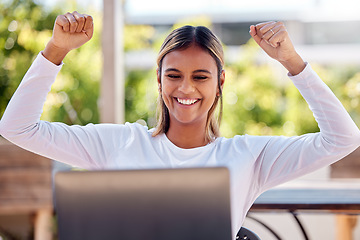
(236, 227), (261, 240)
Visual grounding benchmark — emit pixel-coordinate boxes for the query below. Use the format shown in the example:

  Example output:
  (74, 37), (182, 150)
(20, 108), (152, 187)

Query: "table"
(0, 140), (53, 240)
(250, 179), (360, 239)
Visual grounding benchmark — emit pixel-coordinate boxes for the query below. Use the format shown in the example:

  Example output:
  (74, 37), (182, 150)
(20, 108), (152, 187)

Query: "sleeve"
(246, 63), (360, 194)
(0, 53), (132, 169)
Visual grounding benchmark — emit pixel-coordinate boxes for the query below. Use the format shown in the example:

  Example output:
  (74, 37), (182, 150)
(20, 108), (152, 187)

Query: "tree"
(0, 0), (59, 117)
(0, 0), (102, 126)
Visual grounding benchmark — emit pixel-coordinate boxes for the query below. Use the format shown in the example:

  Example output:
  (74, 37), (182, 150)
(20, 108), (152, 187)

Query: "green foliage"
(221, 40), (293, 137)
(124, 25), (155, 51)
(221, 40), (360, 137)
(1, 1), (359, 138)
(122, 24), (158, 126)
(0, 0), (102, 125)
(0, 0), (61, 117)
(313, 64), (360, 125)
(125, 69), (157, 126)
(221, 40), (318, 137)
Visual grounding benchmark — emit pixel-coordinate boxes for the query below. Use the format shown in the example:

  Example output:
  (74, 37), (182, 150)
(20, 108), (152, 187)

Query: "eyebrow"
(164, 68), (212, 74)
(164, 68), (181, 73)
(193, 69), (211, 74)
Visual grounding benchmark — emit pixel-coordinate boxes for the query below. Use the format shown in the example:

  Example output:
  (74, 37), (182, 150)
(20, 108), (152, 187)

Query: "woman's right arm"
(0, 12), (121, 169)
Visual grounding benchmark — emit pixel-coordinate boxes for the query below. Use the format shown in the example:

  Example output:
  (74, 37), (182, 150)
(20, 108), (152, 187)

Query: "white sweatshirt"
(1, 53), (359, 239)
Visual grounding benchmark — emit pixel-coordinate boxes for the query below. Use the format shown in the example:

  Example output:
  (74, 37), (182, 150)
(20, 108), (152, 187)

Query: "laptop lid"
(55, 167), (232, 240)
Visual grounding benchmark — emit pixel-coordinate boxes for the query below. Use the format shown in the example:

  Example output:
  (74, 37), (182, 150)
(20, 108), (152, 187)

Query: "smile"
(175, 97), (200, 105)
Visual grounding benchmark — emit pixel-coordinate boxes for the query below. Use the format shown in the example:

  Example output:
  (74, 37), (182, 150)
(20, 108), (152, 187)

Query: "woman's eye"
(167, 75), (181, 79)
(194, 76), (208, 81)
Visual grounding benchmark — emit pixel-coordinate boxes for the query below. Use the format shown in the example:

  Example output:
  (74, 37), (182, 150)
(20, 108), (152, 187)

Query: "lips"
(175, 97), (200, 105)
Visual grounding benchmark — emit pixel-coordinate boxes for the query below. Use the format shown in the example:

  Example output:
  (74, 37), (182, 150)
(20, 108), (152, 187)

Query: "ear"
(156, 68), (161, 91)
(218, 70), (225, 94)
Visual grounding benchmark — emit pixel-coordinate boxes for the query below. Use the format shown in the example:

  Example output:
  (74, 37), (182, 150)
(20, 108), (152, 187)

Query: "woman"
(0, 12), (359, 238)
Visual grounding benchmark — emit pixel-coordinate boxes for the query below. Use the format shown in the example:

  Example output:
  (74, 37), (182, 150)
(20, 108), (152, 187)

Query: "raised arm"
(247, 22), (360, 192)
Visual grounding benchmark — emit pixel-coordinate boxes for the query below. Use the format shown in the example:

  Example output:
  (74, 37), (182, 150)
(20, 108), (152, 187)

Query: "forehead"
(162, 45), (217, 73)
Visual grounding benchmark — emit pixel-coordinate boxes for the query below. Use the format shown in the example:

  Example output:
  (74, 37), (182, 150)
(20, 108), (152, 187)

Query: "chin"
(172, 116), (206, 127)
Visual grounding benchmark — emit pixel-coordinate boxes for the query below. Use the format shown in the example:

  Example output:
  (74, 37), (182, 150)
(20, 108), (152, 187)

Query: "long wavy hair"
(152, 25), (224, 143)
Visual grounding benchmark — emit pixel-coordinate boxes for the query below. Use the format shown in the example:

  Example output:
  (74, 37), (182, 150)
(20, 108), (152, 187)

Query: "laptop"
(55, 167), (232, 240)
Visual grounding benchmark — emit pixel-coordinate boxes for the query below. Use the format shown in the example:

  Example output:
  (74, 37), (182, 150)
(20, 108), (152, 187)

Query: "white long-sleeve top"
(1, 53), (360, 239)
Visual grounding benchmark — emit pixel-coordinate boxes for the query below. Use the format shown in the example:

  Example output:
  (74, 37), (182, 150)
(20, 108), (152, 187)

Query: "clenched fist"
(43, 11), (94, 65)
(249, 21), (305, 75)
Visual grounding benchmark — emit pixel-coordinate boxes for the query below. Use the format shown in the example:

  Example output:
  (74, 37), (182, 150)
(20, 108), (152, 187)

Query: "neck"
(166, 121), (209, 149)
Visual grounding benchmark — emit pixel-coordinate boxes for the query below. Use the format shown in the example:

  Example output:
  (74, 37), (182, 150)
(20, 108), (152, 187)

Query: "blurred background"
(0, 0), (359, 239)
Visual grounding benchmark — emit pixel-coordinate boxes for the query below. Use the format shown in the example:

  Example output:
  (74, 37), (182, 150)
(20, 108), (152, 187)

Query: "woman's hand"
(249, 21), (306, 75)
(43, 11), (94, 65)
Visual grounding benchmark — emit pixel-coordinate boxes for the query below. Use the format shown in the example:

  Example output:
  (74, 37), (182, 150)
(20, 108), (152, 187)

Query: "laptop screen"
(55, 167), (232, 240)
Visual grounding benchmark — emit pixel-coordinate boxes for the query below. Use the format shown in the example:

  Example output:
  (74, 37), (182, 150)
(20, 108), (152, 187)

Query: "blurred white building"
(124, 0), (360, 68)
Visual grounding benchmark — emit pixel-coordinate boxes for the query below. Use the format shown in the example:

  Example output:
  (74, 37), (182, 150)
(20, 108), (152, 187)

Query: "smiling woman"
(157, 45), (223, 148)
(152, 26), (225, 147)
(0, 11), (360, 240)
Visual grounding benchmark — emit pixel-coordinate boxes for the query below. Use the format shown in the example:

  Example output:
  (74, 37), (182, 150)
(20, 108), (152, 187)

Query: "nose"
(178, 78), (195, 94)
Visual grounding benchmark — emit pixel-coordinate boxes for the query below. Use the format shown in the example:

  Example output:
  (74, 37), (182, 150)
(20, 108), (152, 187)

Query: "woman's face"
(158, 44), (224, 128)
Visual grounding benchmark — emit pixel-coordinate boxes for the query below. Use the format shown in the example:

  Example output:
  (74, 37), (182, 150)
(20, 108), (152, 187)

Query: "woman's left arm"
(249, 21), (360, 146)
(248, 22), (360, 191)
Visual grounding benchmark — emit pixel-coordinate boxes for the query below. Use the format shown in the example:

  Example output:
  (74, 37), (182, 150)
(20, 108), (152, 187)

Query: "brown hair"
(152, 25), (224, 143)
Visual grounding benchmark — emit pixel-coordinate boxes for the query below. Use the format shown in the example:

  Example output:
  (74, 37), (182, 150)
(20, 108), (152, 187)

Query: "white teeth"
(177, 98), (198, 105)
